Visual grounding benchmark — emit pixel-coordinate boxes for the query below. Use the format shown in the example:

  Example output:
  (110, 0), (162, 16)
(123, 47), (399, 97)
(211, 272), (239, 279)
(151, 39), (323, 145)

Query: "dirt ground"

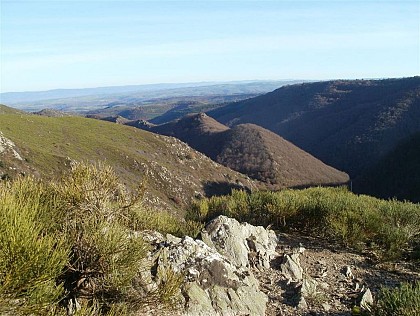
(254, 232), (419, 316)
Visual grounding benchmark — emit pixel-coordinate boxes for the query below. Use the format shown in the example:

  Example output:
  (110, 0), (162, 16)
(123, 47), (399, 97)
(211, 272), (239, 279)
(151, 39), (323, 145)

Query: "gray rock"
(359, 288), (373, 311)
(201, 215), (278, 269)
(343, 266), (354, 279)
(66, 297), (81, 316)
(322, 302), (331, 311)
(319, 282), (330, 290)
(0, 132), (23, 160)
(297, 296), (308, 310)
(144, 232), (268, 315)
(281, 254), (303, 281)
(301, 277), (318, 297)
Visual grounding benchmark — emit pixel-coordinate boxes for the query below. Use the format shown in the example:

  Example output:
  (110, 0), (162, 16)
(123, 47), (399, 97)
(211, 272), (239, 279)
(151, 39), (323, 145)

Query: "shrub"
(0, 162), (187, 314)
(50, 162), (149, 311)
(372, 281), (420, 316)
(0, 177), (69, 315)
(133, 208), (203, 238)
(187, 187), (420, 260)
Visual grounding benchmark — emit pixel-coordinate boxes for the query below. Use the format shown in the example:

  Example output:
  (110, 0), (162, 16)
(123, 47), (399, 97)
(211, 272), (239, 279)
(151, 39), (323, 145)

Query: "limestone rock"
(201, 215), (278, 269)
(297, 296), (308, 310)
(144, 233), (268, 315)
(0, 132), (23, 160)
(301, 277), (318, 297)
(359, 288), (373, 311)
(66, 297), (81, 316)
(322, 302), (331, 311)
(281, 254), (303, 281)
(343, 266), (354, 279)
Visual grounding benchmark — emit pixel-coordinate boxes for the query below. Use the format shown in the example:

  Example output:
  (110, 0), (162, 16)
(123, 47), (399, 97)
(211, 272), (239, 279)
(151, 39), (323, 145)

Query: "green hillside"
(0, 107), (257, 212)
(0, 104), (25, 115)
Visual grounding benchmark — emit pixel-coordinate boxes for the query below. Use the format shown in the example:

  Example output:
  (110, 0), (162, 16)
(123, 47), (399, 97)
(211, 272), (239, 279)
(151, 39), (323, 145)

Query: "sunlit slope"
(0, 109), (256, 211)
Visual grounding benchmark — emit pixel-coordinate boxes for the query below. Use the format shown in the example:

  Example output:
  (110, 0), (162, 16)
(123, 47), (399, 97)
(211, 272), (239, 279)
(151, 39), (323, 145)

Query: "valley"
(74, 77), (420, 202)
(2, 1), (418, 314)
(1, 77), (419, 316)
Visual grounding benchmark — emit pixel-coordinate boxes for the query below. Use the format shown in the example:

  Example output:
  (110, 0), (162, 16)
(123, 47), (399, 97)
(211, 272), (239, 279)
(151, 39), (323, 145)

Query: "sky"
(0, 0), (419, 93)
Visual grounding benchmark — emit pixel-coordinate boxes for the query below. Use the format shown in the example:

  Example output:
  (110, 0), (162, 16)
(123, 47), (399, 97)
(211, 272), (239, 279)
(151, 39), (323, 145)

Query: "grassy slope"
(0, 104), (25, 115)
(0, 109), (257, 212)
(189, 187), (420, 260)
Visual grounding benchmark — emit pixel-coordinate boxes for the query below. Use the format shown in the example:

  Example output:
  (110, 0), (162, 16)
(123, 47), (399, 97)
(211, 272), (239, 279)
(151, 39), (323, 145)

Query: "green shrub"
(372, 281), (420, 316)
(188, 187), (420, 260)
(155, 267), (184, 306)
(0, 162), (187, 314)
(0, 177), (69, 315)
(133, 208), (203, 238)
(47, 162), (148, 310)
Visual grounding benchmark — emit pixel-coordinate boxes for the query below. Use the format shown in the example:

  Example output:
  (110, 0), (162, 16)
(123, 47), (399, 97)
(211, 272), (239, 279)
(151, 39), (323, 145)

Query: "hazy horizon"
(0, 76), (413, 95)
(1, 0), (419, 93)
(0, 78), (295, 94)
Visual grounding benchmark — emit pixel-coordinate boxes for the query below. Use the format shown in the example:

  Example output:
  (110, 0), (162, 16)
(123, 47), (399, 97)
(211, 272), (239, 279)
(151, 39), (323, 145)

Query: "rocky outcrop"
(139, 216), (417, 315)
(143, 228), (270, 315)
(0, 132), (22, 161)
(281, 254), (303, 281)
(359, 288), (373, 311)
(201, 215), (278, 269)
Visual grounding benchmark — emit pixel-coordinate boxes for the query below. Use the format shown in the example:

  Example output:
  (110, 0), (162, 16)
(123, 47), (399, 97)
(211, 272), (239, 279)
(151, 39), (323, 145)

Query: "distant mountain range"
(85, 94), (259, 122)
(135, 113), (349, 188)
(1, 81), (244, 103)
(0, 80), (304, 112)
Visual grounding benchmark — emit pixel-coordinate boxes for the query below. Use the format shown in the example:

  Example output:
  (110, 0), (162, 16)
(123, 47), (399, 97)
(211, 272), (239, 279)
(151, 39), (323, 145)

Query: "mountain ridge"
(137, 113), (349, 188)
(207, 77), (420, 179)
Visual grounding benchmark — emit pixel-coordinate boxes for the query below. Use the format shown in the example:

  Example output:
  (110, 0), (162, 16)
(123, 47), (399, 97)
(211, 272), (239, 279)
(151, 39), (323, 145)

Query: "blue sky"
(1, 0), (419, 92)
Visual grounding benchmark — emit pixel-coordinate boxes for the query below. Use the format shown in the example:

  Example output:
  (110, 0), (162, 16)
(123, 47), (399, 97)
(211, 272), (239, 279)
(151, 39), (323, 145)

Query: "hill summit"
(140, 113), (349, 188)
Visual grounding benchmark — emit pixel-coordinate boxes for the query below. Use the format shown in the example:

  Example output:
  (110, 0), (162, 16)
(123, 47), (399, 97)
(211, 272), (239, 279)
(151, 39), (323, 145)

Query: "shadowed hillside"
(355, 133), (420, 202)
(139, 113), (349, 188)
(208, 77), (420, 179)
(0, 105), (257, 212)
(217, 124), (349, 187)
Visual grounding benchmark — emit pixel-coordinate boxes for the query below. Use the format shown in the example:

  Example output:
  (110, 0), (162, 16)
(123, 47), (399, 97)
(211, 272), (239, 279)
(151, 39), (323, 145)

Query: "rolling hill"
(139, 113), (349, 188)
(0, 105), (257, 212)
(86, 94), (259, 122)
(207, 77), (420, 180)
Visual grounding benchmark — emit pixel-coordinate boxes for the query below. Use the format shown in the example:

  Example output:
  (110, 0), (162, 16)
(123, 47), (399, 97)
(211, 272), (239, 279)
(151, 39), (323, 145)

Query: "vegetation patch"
(188, 187), (420, 260)
(372, 281), (420, 316)
(0, 162), (189, 315)
(0, 111), (257, 212)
